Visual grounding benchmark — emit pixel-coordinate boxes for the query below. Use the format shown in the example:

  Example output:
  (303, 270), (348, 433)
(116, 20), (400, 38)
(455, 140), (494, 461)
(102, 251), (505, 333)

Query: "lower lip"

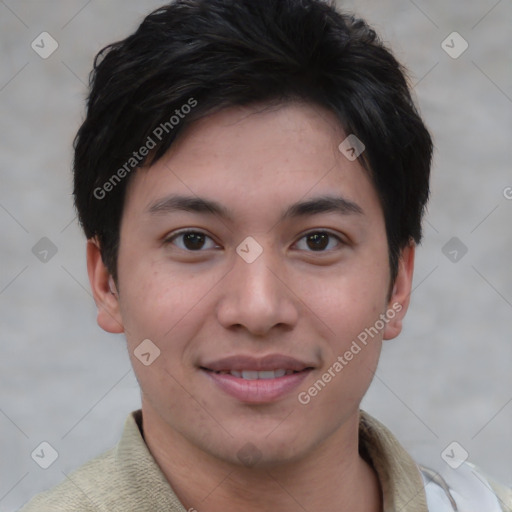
(202, 369), (312, 404)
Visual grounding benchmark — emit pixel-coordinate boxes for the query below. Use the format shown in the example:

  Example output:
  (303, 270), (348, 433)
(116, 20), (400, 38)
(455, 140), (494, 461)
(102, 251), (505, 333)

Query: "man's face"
(91, 101), (413, 466)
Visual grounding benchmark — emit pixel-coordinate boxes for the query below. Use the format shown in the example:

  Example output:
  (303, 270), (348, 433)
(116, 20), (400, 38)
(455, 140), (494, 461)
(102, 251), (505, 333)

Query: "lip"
(200, 354), (315, 372)
(200, 354), (315, 404)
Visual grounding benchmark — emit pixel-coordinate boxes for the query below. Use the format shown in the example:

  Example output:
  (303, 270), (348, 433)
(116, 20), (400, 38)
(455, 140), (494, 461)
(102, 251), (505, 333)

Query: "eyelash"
(163, 229), (345, 253)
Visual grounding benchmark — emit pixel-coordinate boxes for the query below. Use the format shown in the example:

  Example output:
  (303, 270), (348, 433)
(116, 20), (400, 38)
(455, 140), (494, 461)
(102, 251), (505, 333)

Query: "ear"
(383, 243), (415, 340)
(86, 238), (124, 334)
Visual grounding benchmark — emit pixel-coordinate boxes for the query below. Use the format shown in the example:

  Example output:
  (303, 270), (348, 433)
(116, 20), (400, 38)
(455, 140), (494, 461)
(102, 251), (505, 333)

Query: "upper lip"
(200, 354), (316, 372)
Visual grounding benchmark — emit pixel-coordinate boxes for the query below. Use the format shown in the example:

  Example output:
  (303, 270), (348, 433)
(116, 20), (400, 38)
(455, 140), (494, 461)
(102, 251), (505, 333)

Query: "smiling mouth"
(201, 368), (309, 380)
(200, 359), (314, 403)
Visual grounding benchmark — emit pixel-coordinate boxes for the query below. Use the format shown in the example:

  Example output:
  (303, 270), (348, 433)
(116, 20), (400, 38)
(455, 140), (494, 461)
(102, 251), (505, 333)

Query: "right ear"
(86, 238), (124, 334)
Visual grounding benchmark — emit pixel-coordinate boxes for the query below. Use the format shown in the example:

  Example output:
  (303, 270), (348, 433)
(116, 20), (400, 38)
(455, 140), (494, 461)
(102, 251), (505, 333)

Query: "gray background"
(1, 0), (511, 510)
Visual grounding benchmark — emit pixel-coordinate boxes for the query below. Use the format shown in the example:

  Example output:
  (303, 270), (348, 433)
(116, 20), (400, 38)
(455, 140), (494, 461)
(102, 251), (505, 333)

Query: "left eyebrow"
(281, 194), (364, 220)
(146, 193), (364, 221)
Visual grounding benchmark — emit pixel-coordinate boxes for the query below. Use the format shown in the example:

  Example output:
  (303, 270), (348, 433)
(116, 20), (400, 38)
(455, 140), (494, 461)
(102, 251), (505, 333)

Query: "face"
(88, 101), (414, 467)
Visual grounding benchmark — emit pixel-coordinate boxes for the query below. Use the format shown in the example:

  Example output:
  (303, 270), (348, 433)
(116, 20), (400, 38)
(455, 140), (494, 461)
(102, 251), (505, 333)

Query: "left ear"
(383, 243), (415, 340)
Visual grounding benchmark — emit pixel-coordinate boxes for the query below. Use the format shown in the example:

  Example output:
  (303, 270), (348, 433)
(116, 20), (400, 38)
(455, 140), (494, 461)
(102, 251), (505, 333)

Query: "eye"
(164, 229), (345, 253)
(294, 231), (344, 252)
(164, 230), (219, 251)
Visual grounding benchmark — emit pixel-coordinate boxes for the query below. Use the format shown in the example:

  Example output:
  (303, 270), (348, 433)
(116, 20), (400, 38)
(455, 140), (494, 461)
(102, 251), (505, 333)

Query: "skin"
(87, 101), (415, 512)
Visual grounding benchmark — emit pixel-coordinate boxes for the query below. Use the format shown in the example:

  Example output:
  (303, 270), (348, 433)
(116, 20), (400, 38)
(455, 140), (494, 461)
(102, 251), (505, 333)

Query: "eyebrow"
(146, 193), (364, 221)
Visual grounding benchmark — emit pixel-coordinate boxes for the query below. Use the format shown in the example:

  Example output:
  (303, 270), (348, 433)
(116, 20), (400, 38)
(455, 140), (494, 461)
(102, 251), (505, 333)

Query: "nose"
(215, 244), (300, 337)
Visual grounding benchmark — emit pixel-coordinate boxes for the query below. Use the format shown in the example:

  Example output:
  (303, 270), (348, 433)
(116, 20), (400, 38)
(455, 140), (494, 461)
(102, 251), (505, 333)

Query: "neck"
(141, 404), (382, 512)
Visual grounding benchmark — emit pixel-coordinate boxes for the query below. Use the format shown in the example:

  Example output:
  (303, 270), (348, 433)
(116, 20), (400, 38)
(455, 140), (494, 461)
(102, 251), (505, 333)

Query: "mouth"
(199, 354), (315, 403)
(202, 369), (305, 379)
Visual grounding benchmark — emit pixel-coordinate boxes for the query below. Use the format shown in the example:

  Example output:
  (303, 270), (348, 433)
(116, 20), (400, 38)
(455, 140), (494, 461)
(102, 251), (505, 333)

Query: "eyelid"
(295, 228), (346, 243)
(164, 228), (347, 252)
(163, 228), (220, 248)
(292, 229), (346, 251)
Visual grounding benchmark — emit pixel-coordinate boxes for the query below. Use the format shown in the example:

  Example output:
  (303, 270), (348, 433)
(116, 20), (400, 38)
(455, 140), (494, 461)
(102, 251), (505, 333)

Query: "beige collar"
(359, 410), (429, 512)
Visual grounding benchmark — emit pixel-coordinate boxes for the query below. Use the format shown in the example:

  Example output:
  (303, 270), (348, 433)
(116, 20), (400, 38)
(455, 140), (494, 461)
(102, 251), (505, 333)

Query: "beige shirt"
(19, 409), (511, 512)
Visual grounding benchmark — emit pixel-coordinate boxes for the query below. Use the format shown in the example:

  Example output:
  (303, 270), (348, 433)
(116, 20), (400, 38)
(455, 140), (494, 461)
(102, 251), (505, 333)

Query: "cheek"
(118, 252), (184, 330)
(300, 261), (388, 401)
(118, 267), (198, 406)
(118, 258), (218, 371)
(299, 284), (385, 416)
(308, 264), (389, 336)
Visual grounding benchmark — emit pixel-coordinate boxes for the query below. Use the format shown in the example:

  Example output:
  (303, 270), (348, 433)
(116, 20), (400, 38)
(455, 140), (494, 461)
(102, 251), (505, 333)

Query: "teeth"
(227, 369), (293, 379)
(241, 370), (259, 380)
(258, 370), (276, 379)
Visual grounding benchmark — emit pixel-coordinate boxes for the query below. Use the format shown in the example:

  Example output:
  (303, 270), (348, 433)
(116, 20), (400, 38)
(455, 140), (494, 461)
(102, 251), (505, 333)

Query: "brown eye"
(295, 231), (343, 252)
(165, 230), (218, 251)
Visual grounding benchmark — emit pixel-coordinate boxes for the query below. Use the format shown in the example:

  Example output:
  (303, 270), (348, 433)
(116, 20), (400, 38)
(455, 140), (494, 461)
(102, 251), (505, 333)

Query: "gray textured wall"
(1, 1), (511, 510)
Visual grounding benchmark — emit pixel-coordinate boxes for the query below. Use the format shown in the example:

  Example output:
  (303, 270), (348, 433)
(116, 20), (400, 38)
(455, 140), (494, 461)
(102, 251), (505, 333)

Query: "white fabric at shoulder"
(420, 461), (504, 511)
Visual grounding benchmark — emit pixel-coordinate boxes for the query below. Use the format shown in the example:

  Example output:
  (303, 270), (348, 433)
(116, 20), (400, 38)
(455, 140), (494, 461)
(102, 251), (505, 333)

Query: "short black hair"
(73, 0), (433, 285)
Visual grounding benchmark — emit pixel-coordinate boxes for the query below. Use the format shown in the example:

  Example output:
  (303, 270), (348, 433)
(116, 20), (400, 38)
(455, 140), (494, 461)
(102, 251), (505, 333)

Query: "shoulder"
(420, 461), (512, 512)
(17, 410), (181, 512)
(488, 476), (512, 512)
(18, 446), (119, 512)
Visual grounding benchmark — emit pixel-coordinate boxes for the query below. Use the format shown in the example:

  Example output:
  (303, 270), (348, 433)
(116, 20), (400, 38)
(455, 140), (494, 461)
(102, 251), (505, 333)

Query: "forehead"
(122, 101), (384, 228)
